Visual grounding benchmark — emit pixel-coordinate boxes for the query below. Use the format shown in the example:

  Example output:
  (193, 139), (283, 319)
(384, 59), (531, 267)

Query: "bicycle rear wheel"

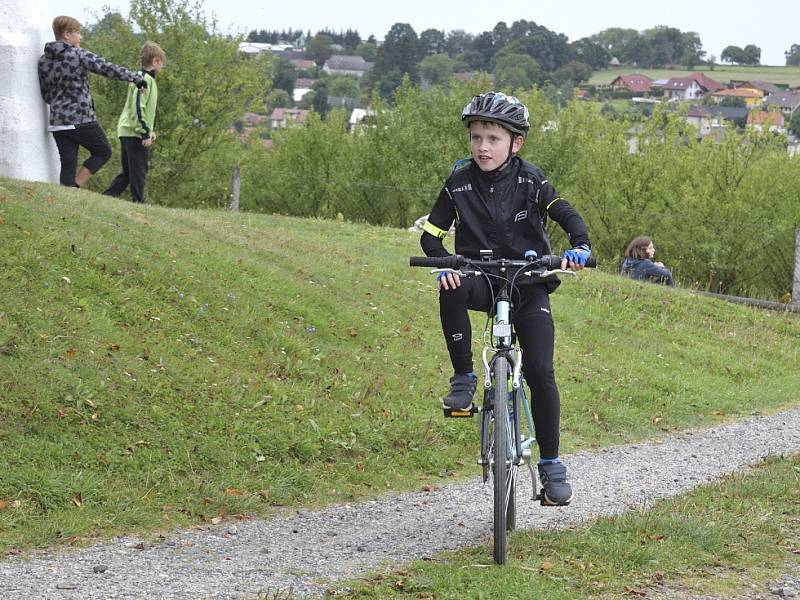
(492, 356), (511, 564)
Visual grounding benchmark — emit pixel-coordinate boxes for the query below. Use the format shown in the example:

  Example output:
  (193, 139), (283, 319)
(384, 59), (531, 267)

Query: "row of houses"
(238, 42), (374, 78)
(610, 72), (800, 117)
(610, 72), (800, 134)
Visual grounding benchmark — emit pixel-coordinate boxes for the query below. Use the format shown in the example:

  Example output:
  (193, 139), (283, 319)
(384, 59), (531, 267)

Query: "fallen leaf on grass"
(624, 586), (647, 597)
(0, 500), (6, 510)
(225, 486), (242, 496)
(540, 560), (555, 572)
(72, 494), (83, 508)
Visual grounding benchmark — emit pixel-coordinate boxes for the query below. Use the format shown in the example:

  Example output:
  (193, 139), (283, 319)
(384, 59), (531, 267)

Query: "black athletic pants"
(103, 137), (150, 203)
(439, 278), (562, 458)
(51, 122), (112, 187)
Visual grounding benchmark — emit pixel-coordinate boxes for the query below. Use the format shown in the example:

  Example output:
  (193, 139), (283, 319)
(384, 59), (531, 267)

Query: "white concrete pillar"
(0, 0), (59, 183)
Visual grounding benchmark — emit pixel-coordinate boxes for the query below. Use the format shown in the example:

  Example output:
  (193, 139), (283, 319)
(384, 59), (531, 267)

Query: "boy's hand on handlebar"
(561, 244), (591, 271)
(437, 271), (461, 290)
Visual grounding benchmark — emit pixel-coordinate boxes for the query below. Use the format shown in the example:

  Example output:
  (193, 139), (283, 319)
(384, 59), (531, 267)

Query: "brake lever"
(524, 269), (577, 278)
(431, 268), (466, 277)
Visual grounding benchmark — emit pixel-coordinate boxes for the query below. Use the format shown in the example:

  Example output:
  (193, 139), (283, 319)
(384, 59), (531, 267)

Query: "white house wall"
(0, 0), (59, 183)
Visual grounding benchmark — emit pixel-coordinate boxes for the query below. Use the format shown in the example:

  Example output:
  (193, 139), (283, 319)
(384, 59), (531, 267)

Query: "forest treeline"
(247, 21), (800, 100)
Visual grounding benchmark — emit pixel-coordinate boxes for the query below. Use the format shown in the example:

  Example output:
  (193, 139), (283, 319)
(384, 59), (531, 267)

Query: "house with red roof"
(746, 110), (784, 132)
(610, 74), (653, 94)
(663, 77), (705, 100)
(663, 72), (725, 101)
(687, 72), (724, 93)
(269, 108), (309, 129)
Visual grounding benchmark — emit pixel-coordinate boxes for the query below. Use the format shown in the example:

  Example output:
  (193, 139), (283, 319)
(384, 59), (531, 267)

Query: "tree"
(721, 45), (746, 64)
(680, 31), (705, 68)
(644, 26), (684, 66)
(506, 19), (571, 71)
(265, 89), (291, 113)
(445, 29), (474, 58)
(786, 43), (800, 66)
(327, 75), (359, 97)
(305, 34), (334, 67)
(372, 23), (419, 97)
(493, 52), (542, 90)
(742, 44), (761, 65)
(311, 78), (329, 116)
(590, 27), (640, 63)
(354, 41), (378, 62)
(552, 60), (592, 85)
(788, 111), (800, 137)
(418, 28), (446, 58)
(571, 37), (611, 70)
(419, 53), (455, 86)
(342, 29), (361, 51)
(271, 56), (296, 96)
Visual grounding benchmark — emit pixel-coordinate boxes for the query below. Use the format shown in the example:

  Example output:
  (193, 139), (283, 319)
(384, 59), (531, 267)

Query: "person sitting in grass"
(620, 235), (674, 286)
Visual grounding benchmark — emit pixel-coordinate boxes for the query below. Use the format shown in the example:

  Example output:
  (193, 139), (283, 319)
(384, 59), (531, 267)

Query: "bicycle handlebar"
(409, 254), (597, 270)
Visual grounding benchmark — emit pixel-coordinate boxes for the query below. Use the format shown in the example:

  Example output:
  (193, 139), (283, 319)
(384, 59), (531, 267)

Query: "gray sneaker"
(538, 461), (574, 506)
(442, 373), (477, 411)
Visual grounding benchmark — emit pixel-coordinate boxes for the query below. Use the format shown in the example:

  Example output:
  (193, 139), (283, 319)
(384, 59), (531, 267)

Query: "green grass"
(590, 65), (800, 87)
(347, 455), (800, 599)
(1, 177), (799, 556)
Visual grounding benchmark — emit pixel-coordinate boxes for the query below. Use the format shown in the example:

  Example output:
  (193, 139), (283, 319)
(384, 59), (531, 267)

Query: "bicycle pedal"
(442, 405), (478, 418)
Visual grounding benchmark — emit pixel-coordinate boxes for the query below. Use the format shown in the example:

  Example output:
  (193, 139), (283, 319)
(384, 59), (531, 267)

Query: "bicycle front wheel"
(492, 355), (511, 565)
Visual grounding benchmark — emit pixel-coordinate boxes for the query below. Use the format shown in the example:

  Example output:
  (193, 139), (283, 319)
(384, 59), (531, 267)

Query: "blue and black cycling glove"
(563, 244), (591, 266)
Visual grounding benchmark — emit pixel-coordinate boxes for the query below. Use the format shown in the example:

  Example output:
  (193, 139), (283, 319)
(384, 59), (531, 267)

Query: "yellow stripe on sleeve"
(546, 197), (562, 211)
(423, 220), (449, 240)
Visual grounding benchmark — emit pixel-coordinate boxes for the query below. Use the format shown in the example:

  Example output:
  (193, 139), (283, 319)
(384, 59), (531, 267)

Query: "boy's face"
(469, 121), (524, 172)
(149, 57), (165, 74)
(62, 29), (81, 48)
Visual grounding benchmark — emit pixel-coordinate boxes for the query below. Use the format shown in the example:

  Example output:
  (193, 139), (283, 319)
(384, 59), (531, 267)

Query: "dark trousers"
(51, 122), (112, 187)
(103, 137), (150, 203)
(439, 279), (562, 458)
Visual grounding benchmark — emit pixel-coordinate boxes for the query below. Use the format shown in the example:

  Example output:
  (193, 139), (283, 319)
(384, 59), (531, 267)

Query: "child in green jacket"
(103, 42), (166, 203)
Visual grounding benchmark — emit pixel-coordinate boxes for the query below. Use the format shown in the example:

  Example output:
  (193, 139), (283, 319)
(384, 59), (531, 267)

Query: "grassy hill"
(589, 65), (800, 87)
(1, 177), (799, 554)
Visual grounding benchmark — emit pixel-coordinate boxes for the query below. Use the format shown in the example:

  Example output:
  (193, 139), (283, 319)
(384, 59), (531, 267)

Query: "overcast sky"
(54, 0), (798, 66)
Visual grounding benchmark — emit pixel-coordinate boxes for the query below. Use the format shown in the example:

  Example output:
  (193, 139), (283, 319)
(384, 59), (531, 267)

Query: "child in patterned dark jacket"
(37, 15), (145, 188)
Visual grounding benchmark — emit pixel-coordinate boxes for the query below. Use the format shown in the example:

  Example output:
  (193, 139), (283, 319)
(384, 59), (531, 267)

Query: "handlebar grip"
(541, 255), (598, 269)
(409, 255), (466, 269)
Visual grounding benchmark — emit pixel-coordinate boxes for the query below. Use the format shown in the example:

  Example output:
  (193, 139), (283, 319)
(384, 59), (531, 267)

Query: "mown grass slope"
(1, 177), (798, 554)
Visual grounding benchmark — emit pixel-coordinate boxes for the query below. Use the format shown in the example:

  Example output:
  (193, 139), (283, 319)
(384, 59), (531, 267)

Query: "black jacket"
(421, 157), (590, 288)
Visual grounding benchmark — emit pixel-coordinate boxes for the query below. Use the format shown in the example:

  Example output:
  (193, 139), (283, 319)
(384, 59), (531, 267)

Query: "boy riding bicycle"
(419, 92), (591, 506)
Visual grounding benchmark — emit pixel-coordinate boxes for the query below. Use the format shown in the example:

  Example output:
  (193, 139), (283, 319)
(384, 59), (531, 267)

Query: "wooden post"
(794, 227), (800, 305)
(229, 165), (240, 211)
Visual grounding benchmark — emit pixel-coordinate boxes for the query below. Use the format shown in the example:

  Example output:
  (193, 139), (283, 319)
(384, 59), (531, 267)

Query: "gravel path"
(2, 408), (799, 599)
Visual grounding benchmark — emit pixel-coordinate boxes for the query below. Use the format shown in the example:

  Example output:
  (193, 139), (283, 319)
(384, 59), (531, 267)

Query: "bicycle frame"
(475, 266), (540, 565)
(480, 284), (537, 469)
